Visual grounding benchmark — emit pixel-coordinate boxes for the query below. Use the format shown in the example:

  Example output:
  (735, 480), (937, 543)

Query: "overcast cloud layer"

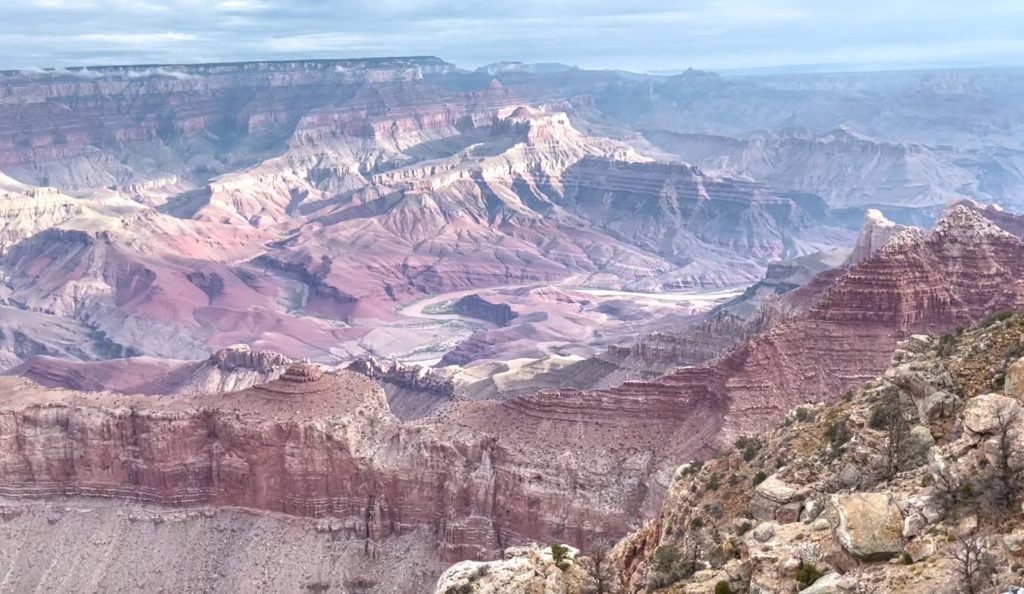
(2, 0), (1023, 73)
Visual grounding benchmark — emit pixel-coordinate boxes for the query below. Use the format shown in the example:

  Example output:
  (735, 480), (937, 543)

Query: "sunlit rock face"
(0, 59), (863, 371)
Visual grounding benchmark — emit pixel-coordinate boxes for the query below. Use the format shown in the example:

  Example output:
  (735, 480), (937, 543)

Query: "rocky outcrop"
(603, 311), (1024, 594)
(7, 344), (291, 395)
(211, 344), (291, 374)
(452, 294), (518, 327)
(434, 545), (588, 594)
(844, 209), (920, 266)
(828, 493), (904, 561)
(348, 357), (461, 420)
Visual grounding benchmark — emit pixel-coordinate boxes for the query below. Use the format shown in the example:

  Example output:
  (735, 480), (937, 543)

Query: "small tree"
(992, 404), (1021, 508)
(949, 535), (990, 594)
(577, 542), (616, 594)
(930, 458), (962, 506)
(869, 394), (910, 480)
(550, 543), (571, 571)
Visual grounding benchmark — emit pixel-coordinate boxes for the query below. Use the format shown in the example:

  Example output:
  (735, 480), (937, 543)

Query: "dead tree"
(949, 535), (990, 594)
(577, 542), (617, 594)
(993, 404), (1021, 508)
(931, 458), (963, 506)
(870, 394), (910, 480)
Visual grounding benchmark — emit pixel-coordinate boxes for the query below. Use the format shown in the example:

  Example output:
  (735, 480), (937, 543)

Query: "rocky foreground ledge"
(437, 313), (1024, 593)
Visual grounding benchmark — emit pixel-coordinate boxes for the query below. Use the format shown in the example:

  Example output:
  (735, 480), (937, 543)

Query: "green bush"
(715, 580), (733, 594)
(706, 474), (721, 491)
(752, 471), (768, 486)
(982, 309), (1015, 328)
(902, 552), (914, 565)
(736, 521), (752, 536)
(960, 481), (975, 500)
(795, 563), (825, 589)
(550, 543), (571, 571)
(651, 544), (680, 574)
(691, 517), (704, 530)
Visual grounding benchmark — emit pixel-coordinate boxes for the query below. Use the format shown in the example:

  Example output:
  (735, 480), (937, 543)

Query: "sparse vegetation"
(795, 562), (825, 589)
(550, 543), (571, 571)
(981, 309), (1016, 328)
(950, 535), (991, 594)
(714, 580), (733, 594)
(577, 543), (616, 594)
(752, 471), (768, 486)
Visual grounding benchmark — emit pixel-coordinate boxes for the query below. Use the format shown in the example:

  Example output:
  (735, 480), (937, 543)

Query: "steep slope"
(438, 314), (1024, 593)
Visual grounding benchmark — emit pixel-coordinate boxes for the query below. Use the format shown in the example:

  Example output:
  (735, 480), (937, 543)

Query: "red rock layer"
(1, 205), (1023, 566)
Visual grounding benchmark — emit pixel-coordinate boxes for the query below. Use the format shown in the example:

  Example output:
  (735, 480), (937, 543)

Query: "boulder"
(798, 572), (857, 593)
(752, 523), (776, 543)
(922, 391), (958, 422)
(1004, 531), (1024, 555)
(829, 493), (904, 560)
(837, 465), (861, 489)
(905, 538), (936, 562)
(777, 502), (803, 524)
(801, 498), (826, 524)
(906, 425), (935, 464)
(963, 393), (1021, 437)
(902, 512), (926, 539)
(751, 475), (802, 521)
(1007, 357), (1024, 400)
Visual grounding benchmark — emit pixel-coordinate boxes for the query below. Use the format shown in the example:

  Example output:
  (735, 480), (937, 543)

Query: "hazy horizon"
(2, 0), (1024, 74)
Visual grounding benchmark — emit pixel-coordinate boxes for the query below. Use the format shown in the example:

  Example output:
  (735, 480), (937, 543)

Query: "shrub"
(691, 517), (704, 530)
(706, 474), (721, 491)
(868, 405), (889, 430)
(681, 460), (704, 477)
(550, 544), (571, 571)
(753, 471), (768, 486)
(921, 474), (933, 487)
(902, 552), (914, 565)
(982, 309), (1015, 328)
(715, 580), (733, 594)
(960, 481), (975, 500)
(651, 545), (680, 574)
(795, 407), (812, 422)
(795, 563), (825, 589)
(736, 521), (752, 536)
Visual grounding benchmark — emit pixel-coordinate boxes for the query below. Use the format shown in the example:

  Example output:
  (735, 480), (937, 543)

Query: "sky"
(2, 0), (1023, 73)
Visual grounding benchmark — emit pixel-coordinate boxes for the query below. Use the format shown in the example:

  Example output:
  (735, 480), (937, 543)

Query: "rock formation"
(452, 294), (518, 327)
(2, 206), (1023, 594)
(444, 311), (1024, 593)
(845, 208), (920, 266)
(6, 344), (291, 395)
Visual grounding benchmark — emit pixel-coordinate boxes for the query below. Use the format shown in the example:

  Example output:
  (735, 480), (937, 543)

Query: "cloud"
(1, 0), (1023, 72)
(77, 33), (197, 44)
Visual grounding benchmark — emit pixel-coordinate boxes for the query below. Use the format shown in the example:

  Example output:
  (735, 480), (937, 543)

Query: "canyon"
(4, 205), (1024, 593)
(2, 57), (1024, 592)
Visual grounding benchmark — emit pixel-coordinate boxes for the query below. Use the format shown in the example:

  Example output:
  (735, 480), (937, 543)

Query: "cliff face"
(0, 58), (458, 189)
